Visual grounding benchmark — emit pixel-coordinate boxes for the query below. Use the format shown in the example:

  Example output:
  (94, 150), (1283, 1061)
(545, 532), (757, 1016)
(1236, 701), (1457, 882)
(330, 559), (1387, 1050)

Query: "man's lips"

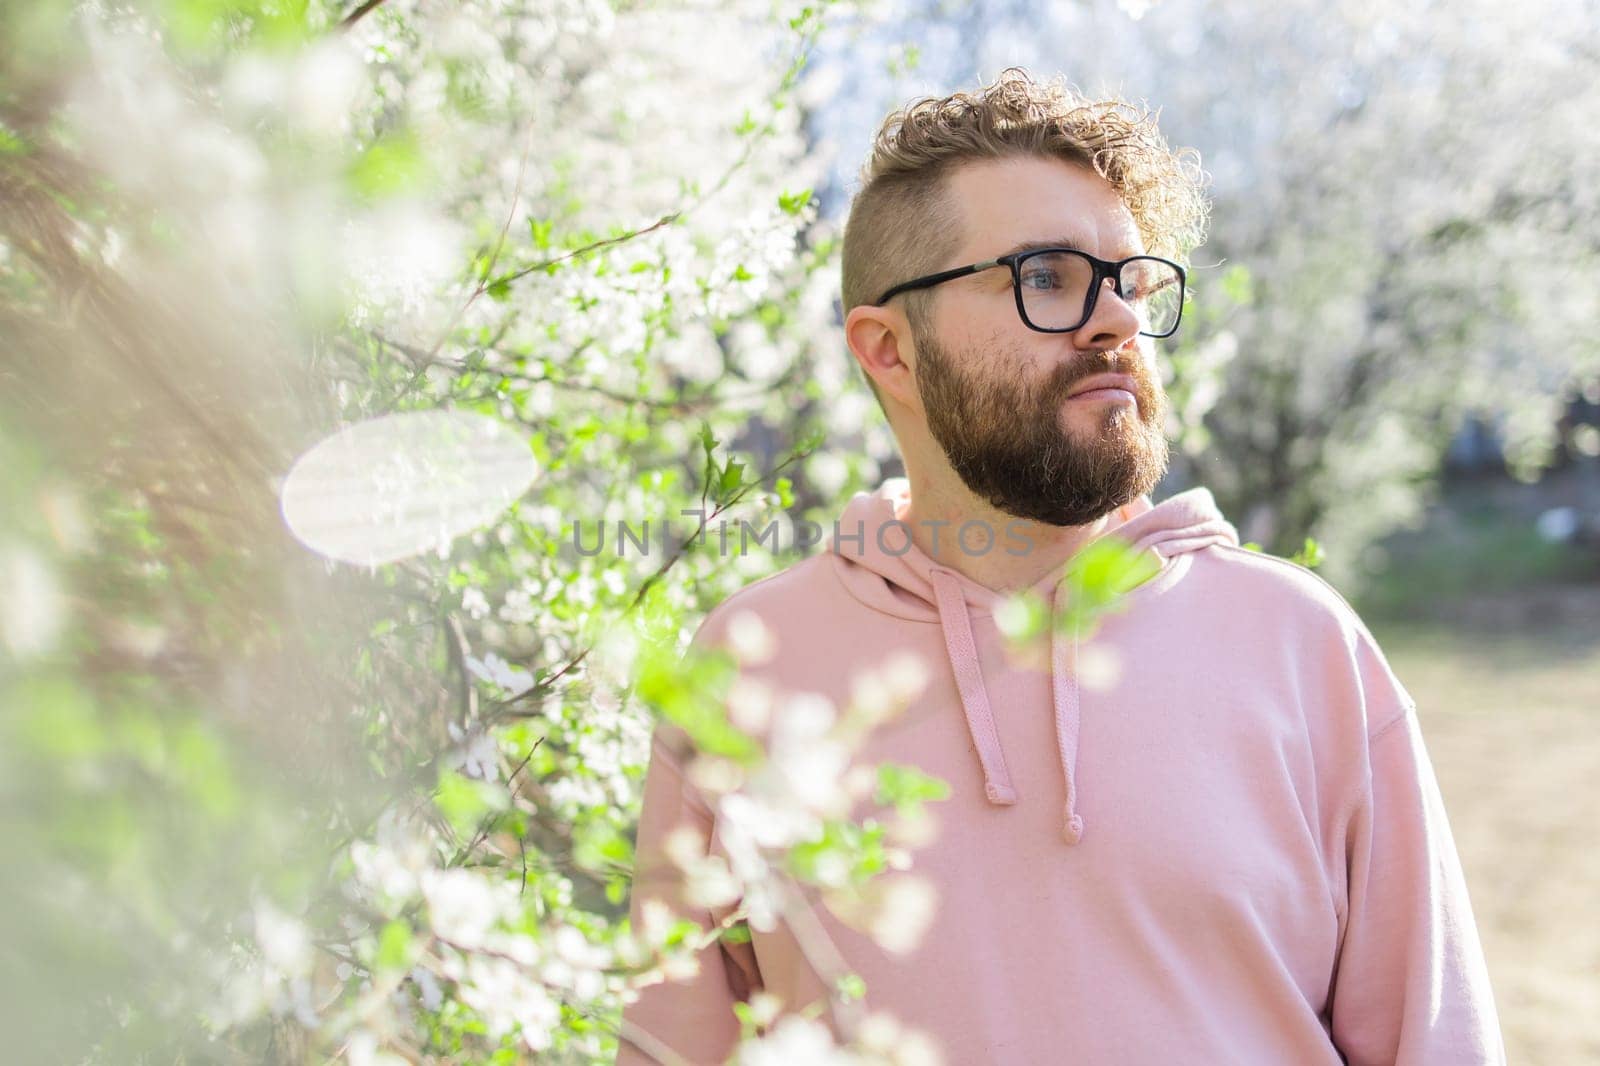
(1065, 373), (1138, 402)
(1069, 388), (1136, 403)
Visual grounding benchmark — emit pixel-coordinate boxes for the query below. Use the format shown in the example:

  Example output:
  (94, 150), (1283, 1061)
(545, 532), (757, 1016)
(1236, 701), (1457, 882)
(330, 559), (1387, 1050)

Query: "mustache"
(1046, 350), (1156, 400)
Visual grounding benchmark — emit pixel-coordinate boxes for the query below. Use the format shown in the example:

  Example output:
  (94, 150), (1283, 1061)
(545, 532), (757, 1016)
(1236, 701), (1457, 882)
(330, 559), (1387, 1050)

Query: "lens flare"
(280, 410), (538, 566)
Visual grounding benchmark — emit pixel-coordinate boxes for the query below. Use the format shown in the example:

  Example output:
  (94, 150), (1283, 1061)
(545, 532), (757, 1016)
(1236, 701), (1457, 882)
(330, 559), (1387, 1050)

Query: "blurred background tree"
(2, 0), (909, 1060)
(810, 0), (1600, 588)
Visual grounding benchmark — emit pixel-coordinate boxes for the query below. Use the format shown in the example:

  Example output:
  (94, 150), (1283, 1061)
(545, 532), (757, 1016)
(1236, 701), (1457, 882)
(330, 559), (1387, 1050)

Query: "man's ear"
(844, 304), (917, 410)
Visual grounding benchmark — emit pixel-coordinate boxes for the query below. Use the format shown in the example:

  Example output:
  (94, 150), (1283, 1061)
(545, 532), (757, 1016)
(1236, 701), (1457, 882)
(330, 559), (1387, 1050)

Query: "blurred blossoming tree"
(0, 0), (941, 1061)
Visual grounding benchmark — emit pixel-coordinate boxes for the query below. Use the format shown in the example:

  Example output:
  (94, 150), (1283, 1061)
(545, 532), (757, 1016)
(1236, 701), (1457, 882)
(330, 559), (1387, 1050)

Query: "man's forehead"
(945, 156), (1144, 259)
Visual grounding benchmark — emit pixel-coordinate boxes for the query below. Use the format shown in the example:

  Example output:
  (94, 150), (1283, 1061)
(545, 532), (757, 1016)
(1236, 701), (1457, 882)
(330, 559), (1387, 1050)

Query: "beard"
(914, 328), (1171, 527)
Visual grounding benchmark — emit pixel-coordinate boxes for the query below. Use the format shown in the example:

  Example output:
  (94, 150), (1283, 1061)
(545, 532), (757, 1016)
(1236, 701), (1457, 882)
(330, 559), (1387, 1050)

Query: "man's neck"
(898, 471), (1116, 594)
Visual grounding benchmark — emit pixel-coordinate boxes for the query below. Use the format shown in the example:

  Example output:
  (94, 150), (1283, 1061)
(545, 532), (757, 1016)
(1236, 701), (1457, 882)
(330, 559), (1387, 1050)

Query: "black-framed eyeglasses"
(872, 247), (1188, 339)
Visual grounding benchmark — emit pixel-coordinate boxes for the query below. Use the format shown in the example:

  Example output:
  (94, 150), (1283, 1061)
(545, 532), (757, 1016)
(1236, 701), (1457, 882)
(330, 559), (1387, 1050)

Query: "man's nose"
(1071, 277), (1141, 353)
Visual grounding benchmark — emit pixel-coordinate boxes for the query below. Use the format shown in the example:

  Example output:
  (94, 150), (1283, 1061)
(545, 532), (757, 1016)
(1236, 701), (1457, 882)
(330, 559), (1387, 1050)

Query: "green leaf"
(875, 763), (951, 814)
(718, 460), (745, 500)
(633, 643), (759, 763)
(778, 188), (813, 216)
(887, 45), (922, 77)
(993, 590), (1047, 643)
(697, 422), (721, 500)
(1057, 537), (1161, 638)
(347, 131), (431, 200)
(375, 919), (414, 973)
(15, 676), (103, 758)
(573, 816), (631, 874)
(0, 125), (29, 156)
(434, 769), (508, 839)
(164, 0), (313, 53)
(1290, 537), (1325, 570)
(787, 819), (886, 886)
(732, 997), (766, 1037)
(1220, 264), (1254, 306)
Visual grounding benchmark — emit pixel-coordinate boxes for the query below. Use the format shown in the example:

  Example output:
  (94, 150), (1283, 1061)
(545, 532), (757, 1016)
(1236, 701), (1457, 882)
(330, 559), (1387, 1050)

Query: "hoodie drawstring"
(928, 567), (1085, 844)
(928, 568), (1017, 806)
(1049, 594), (1086, 845)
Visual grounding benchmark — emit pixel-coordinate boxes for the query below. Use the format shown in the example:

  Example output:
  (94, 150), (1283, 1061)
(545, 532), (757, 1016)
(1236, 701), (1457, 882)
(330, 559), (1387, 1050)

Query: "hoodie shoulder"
(689, 550), (845, 651)
(1199, 543), (1364, 625)
(1188, 543), (1415, 738)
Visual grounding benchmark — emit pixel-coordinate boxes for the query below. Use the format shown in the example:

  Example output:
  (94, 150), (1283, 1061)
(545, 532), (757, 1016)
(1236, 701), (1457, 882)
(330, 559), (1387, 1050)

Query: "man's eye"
(1020, 270), (1059, 290)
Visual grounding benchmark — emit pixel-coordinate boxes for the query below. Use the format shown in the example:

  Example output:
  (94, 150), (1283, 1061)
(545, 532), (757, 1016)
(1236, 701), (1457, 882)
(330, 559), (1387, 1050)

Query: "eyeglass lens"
(1016, 251), (1183, 336)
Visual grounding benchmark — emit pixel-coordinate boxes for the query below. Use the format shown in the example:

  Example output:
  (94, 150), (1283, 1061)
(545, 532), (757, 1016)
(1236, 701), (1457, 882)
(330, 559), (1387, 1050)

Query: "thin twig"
(417, 117), (540, 369)
(443, 613), (479, 727)
(491, 212), (680, 287)
(338, 0), (388, 31)
(446, 740), (541, 868)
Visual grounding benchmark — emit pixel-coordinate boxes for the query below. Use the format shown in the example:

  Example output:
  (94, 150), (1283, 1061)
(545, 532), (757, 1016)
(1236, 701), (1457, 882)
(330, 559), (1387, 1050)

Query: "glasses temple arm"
(872, 258), (1004, 306)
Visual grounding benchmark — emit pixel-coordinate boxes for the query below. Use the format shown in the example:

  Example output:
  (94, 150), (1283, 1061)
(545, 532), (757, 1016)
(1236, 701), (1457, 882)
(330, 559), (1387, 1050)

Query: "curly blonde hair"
(841, 68), (1210, 326)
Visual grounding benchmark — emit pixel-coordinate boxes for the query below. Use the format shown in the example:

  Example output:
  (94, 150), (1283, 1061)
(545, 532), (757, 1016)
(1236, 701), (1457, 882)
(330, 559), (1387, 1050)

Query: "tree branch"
(338, 0), (389, 31)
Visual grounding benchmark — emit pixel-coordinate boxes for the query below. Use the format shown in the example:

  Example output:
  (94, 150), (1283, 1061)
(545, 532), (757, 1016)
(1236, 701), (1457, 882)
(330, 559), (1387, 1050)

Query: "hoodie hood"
(828, 477), (1238, 845)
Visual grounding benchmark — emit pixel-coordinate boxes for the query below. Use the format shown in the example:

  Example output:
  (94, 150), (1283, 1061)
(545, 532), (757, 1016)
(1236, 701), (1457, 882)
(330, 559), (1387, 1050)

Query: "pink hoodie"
(617, 479), (1504, 1065)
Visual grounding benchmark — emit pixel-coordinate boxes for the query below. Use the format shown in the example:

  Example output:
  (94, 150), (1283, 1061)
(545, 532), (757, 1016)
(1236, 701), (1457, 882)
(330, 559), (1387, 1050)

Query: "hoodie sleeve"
(615, 722), (760, 1066)
(1328, 704), (1506, 1065)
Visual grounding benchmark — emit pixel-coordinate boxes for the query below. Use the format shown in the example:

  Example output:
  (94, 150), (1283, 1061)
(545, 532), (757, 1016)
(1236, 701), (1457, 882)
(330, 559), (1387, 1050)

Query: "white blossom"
(464, 651), (535, 698)
(420, 868), (517, 950)
(725, 609), (777, 665)
(457, 955), (560, 1051)
(0, 545), (66, 658)
(736, 1015), (865, 1066)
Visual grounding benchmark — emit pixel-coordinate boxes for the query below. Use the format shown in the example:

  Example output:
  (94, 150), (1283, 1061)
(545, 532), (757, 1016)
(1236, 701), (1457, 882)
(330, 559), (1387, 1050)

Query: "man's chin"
(1058, 408), (1156, 451)
(934, 402), (1170, 526)
(957, 459), (1164, 527)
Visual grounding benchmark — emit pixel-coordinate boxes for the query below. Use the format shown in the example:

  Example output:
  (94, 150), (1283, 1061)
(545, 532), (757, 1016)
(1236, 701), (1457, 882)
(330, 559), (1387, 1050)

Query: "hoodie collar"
(827, 478), (1238, 845)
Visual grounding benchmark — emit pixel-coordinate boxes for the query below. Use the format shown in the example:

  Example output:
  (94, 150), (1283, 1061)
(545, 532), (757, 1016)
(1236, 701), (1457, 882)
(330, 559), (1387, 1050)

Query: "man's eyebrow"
(992, 237), (1142, 259)
(998, 237), (1089, 256)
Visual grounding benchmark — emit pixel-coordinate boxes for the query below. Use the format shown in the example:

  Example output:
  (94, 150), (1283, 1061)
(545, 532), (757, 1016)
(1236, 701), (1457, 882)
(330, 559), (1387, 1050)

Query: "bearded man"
(616, 68), (1504, 1066)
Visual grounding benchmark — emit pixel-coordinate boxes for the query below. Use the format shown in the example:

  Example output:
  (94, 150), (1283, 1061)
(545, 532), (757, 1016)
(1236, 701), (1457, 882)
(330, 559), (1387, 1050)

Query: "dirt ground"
(1372, 582), (1600, 1063)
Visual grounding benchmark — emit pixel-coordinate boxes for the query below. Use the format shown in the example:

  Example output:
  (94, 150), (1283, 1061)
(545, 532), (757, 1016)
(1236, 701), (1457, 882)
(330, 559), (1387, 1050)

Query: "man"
(616, 68), (1505, 1065)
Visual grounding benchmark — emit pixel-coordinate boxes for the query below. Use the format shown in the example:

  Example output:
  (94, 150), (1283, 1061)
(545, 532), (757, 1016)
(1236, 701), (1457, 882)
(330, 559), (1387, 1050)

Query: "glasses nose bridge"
(1081, 257), (1127, 321)
(1098, 256), (1127, 299)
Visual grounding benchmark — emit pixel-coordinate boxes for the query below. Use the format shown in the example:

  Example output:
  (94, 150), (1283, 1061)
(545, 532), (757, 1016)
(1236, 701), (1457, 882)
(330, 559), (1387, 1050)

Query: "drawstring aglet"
(1062, 809), (1085, 845)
